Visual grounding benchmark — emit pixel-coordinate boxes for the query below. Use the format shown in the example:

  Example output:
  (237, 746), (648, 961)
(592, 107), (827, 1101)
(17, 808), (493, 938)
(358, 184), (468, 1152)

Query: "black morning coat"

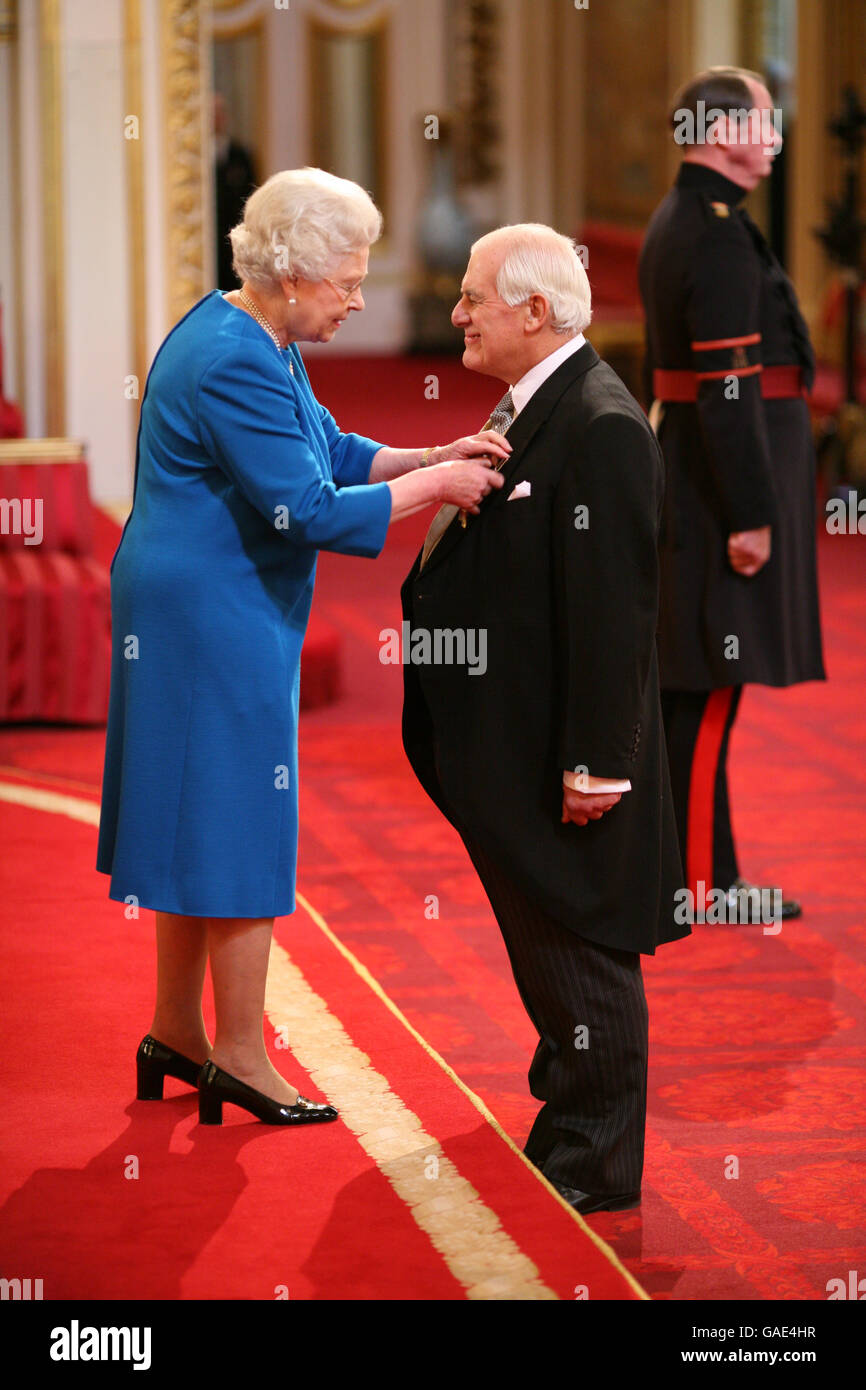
(400, 342), (689, 956)
(638, 161), (826, 691)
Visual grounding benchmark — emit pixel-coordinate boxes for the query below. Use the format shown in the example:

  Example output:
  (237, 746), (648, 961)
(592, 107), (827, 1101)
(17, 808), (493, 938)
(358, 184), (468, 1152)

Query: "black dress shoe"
(551, 1181), (641, 1214)
(197, 1059), (339, 1126)
(136, 1033), (204, 1099)
(725, 877), (802, 921)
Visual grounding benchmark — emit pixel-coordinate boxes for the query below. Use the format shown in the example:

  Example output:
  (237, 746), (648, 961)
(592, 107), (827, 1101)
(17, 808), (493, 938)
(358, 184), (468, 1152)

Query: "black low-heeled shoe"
(136, 1034), (204, 1100)
(197, 1059), (339, 1126)
(551, 1181), (641, 1214)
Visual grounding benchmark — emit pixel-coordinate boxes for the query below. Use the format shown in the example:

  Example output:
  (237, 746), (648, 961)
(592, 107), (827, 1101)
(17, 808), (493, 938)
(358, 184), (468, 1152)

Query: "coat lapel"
(419, 341), (600, 576)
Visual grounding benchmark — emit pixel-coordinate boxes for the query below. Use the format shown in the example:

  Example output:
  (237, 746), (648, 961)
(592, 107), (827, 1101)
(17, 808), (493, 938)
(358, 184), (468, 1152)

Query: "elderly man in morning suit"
(401, 224), (689, 1213)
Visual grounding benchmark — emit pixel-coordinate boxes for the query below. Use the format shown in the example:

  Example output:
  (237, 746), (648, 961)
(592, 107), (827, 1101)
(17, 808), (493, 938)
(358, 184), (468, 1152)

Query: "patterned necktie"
(488, 388), (516, 436)
(419, 389), (516, 569)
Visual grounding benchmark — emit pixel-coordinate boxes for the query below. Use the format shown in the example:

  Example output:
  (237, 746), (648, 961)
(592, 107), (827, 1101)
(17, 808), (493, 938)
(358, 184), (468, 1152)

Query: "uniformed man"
(639, 66), (825, 922)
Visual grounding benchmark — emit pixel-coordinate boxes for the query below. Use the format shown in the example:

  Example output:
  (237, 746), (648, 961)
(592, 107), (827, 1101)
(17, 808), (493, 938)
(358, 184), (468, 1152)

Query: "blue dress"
(96, 289), (391, 917)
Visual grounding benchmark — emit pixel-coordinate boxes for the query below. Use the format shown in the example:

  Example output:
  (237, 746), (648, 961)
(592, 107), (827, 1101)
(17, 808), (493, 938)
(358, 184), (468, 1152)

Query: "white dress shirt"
(507, 333), (632, 798)
(510, 332), (587, 415)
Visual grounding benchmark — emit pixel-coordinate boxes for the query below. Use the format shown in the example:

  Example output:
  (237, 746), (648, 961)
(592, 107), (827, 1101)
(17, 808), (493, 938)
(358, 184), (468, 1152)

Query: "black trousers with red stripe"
(661, 686), (743, 896)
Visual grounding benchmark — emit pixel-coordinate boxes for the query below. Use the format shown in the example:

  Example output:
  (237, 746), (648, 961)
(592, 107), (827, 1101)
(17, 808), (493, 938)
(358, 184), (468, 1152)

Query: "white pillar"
(60, 0), (134, 501)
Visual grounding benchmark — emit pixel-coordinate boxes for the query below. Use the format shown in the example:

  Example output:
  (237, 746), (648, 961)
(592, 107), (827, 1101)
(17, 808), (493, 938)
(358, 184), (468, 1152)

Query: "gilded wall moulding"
(0, 0), (17, 43)
(162, 0), (210, 327)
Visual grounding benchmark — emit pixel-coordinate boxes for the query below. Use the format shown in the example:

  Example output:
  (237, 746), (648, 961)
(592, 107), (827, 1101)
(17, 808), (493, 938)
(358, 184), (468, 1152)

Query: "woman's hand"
(433, 460), (506, 514)
(385, 455), (504, 524)
(432, 431), (512, 467)
(368, 432), (510, 484)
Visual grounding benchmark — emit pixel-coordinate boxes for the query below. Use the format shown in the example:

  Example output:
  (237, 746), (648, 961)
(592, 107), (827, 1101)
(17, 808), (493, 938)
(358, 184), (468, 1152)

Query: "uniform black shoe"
(550, 1181), (641, 1214)
(725, 877), (802, 922)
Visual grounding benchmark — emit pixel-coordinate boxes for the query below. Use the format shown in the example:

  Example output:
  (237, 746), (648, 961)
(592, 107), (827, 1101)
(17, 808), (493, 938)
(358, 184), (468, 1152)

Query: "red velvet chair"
(0, 440), (111, 723)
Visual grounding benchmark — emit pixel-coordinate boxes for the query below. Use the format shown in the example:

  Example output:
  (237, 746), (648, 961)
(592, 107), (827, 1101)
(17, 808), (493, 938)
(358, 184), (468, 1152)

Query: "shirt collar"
(510, 333), (586, 416)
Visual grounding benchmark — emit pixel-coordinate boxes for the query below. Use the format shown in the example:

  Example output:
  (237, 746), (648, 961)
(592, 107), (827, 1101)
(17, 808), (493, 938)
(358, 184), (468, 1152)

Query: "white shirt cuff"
(562, 771), (632, 793)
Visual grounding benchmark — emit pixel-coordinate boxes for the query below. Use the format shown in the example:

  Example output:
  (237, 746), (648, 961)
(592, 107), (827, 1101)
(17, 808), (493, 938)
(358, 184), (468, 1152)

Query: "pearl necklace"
(238, 290), (293, 372)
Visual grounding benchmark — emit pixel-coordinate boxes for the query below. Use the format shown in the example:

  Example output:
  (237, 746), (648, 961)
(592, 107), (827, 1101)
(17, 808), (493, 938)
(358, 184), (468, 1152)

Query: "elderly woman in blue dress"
(96, 168), (506, 1126)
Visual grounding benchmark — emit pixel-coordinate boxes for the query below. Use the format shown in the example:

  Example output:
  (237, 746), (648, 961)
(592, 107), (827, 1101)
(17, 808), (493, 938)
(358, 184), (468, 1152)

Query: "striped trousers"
(458, 833), (649, 1196)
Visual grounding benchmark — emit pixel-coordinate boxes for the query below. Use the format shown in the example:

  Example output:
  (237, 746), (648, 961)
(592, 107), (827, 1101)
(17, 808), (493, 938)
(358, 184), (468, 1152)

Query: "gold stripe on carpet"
(264, 939), (556, 1300)
(0, 777), (564, 1300)
(0, 781), (100, 824)
(296, 891), (650, 1301)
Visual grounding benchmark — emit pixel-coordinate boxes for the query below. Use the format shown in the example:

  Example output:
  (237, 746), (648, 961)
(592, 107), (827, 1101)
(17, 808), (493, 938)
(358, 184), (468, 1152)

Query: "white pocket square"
(507, 480), (532, 501)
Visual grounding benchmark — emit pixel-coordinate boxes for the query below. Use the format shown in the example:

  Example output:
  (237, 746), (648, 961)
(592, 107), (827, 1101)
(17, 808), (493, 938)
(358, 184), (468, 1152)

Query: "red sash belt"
(653, 365), (806, 401)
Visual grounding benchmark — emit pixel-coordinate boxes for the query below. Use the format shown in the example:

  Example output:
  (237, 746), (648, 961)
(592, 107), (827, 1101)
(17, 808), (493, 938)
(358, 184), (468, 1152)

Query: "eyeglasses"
(323, 275), (365, 302)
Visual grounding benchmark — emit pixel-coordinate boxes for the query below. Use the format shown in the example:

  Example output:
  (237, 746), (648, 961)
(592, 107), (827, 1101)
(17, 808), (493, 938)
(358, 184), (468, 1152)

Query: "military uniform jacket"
(638, 161), (826, 690)
(400, 344), (688, 956)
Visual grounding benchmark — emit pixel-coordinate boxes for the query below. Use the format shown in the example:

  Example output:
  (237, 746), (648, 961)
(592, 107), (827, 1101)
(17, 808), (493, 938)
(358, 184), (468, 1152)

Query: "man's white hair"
(229, 167), (382, 288)
(472, 223), (591, 335)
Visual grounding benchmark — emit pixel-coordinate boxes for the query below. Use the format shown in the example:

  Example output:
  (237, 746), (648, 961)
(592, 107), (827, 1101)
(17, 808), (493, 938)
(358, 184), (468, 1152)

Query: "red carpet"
(0, 787), (637, 1299)
(1, 355), (864, 1300)
(301, 530), (866, 1300)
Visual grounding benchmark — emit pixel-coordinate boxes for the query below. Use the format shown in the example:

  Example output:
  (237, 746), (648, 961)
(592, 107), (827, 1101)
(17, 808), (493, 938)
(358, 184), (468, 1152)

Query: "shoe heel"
(198, 1087), (223, 1125)
(136, 1056), (165, 1101)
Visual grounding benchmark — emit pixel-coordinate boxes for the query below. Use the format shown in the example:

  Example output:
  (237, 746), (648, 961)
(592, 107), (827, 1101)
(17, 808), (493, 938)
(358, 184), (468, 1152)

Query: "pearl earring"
(289, 297), (297, 305)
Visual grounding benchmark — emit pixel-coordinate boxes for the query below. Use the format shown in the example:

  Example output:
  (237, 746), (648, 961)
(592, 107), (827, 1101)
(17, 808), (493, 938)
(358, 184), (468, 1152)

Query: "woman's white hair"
(473, 223), (592, 334)
(229, 167), (382, 289)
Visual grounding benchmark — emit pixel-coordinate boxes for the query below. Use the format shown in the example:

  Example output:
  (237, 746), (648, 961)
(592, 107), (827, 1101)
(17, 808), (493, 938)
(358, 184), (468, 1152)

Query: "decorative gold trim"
(666, 0), (696, 184)
(40, 0), (65, 436)
(739, 0), (770, 236)
(0, 437), (85, 461)
(307, 12), (390, 238)
(124, 0), (146, 424)
(162, 0), (209, 328)
(791, 0), (829, 328)
(7, 0), (24, 418)
(0, 0), (17, 42)
(212, 13), (269, 189)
